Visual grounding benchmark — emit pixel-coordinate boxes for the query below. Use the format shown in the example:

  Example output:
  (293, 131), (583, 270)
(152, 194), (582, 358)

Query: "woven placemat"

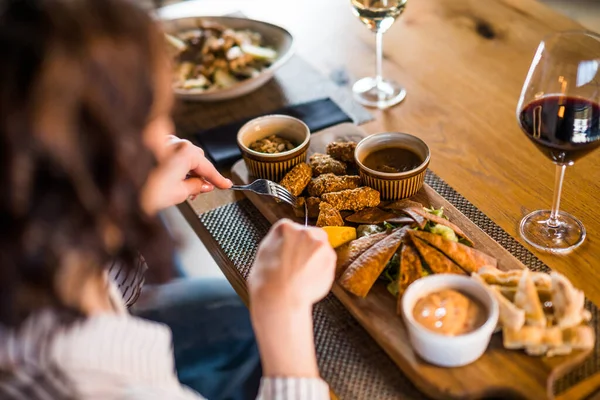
(198, 170), (600, 399)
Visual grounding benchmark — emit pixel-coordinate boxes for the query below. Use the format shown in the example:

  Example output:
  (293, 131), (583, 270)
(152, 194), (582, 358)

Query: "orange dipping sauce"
(413, 289), (486, 336)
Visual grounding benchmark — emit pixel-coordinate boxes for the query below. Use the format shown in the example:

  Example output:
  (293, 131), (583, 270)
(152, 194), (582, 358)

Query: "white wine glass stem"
(375, 30), (384, 88)
(350, 0), (406, 109)
(548, 164), (567, 228)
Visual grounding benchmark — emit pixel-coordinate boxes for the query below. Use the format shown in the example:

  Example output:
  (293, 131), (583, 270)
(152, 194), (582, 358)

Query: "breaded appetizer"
(321, 187), (380, 211)
(306, 197), (322, 218)
(408, 230), (496, 273)
(293, 197), (306, 218)
(279, 163), (312, 197)
(292, 197), (321, 219)
(345, 207), (397, 224)
(397, 244), (424, 312)
(410, 237), (465, 275)
(385, 200), (474, 246)
(335, 231), (389, 278)
(307, 174), (361, 197)
(399, 242), (423, 283)
(309, 153), (347, 176)
(326, 141), (357, 163)
(316, 202), (344, 227)
(339, 227), (408, 297)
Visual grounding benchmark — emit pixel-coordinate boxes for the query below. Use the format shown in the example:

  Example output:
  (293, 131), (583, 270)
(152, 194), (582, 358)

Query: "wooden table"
(162, 0), (600, 397)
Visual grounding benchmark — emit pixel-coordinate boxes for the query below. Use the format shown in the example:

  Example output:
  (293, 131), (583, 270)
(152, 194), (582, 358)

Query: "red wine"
(519, 96), (600, 164)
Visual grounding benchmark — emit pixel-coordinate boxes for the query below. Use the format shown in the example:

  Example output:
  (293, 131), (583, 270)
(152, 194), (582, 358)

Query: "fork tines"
(268, 181), (297, 207)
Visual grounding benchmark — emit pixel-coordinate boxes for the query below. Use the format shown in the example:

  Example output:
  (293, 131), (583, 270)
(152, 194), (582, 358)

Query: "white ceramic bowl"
(161, 16), (294, 102)
(401, 274), (499, 368)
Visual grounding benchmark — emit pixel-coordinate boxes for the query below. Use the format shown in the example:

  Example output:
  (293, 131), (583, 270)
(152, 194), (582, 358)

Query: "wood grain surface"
(231, 123), (593, 400)
(176, 0), (600, 312)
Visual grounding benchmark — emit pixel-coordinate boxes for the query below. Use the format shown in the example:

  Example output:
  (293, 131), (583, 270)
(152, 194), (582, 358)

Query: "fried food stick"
(307, 174), (361, 197)
(279, 163), (312, 197)
(309, 153), (347, 176)
(316, 202), (344, 227)
(293, 197), (321, 219)
(326, 141), (357, 163)
(321, 187), (380, 211)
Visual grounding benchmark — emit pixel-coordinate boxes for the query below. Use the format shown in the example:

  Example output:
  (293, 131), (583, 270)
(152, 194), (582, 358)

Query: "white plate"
(162, 16), (294, 102)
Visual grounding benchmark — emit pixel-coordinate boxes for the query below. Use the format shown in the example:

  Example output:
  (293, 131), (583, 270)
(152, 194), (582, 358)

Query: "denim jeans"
(132, 278), (262, 400)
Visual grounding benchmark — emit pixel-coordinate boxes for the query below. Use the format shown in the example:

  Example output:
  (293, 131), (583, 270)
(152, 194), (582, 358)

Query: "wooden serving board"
(231, 123), (592, 400)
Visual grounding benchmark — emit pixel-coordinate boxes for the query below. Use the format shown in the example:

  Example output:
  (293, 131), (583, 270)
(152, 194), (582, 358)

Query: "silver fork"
(231, 179), (308, 226)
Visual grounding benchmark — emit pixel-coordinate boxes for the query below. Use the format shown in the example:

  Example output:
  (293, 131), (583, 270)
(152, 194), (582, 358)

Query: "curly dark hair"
(0, 0), (174, 328)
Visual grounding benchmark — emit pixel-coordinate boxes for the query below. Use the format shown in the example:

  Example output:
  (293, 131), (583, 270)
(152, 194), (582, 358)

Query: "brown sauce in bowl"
(413, 289), (487, 336)
(363, 147), (422, 173)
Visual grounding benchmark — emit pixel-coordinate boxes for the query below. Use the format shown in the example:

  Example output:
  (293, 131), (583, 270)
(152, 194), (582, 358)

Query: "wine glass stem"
(375, 30), (383, 87)
(548, 164), (567, 228)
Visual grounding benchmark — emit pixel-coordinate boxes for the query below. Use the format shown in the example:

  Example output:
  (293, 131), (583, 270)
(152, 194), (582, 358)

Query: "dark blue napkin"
(191, 98), (352, 167)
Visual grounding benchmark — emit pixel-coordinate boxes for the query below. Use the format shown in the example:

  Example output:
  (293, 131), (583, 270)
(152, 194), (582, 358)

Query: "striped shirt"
(107, 255), (147, 308)
(0, 284), (330, 400)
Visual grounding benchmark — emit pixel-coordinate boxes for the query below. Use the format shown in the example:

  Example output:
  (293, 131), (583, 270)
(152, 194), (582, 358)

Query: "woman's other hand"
(248, 219), (336, 378)
(249, 219), (336, 309)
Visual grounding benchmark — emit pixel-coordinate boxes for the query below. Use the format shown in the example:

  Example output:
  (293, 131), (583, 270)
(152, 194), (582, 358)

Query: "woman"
(0, 1), (335, 399)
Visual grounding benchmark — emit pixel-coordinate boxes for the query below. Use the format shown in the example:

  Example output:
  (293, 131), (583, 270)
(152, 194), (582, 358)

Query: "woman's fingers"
(190, 154), (232, 189)
(183, 176), (214, 195)
(165, 137), (232, 190)
(143, 136), (231, 211)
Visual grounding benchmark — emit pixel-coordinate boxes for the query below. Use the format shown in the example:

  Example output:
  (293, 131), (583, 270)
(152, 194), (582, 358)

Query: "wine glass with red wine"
(517, 31), (600, 253)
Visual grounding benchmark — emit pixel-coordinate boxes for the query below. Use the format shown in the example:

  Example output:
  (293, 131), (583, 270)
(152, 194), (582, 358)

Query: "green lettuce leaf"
(356, 224), (384, 238)
(429, 224), (458, 242)
(424, 206), (449, 220)
(383, 221), (396, 231)
(387, 281), (399, 297)
(380, 252), (400, 283)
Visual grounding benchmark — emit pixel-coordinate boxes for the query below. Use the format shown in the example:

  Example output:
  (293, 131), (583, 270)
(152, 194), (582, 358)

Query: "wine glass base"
(519, 210), (586, 254)
(352, 77), (406, 109)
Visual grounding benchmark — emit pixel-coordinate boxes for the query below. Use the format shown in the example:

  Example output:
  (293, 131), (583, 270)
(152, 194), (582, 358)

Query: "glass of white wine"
(350, 0), (408, 109)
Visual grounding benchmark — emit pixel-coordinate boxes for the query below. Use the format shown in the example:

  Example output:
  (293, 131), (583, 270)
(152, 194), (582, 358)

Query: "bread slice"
(489, 284), (526, 331)
(503, 325), (545, 349)
(514, 270), (547, 328)
(551, 272), (586, 329)
(504, 325), (595, 357)
(562, 325), (595, 350)
(496, 285), (552, 307)
(477, 266), (551, 290)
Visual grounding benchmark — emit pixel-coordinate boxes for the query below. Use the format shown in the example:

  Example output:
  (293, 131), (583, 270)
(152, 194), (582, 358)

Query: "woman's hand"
(249, 219), (336, 309)
(141, 136), (232, 215)
(248, 219), (336, 378)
